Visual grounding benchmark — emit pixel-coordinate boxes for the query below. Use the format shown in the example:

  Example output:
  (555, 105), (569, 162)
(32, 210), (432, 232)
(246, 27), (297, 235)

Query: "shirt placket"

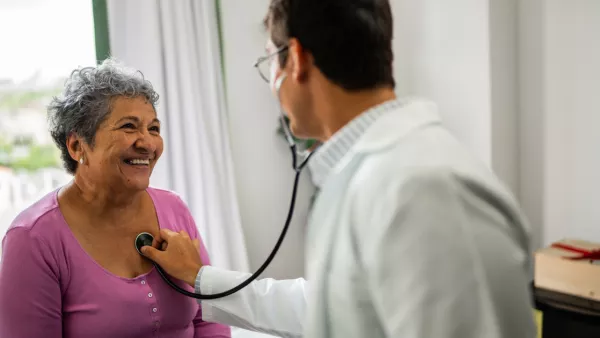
(140, 278), (161, 336)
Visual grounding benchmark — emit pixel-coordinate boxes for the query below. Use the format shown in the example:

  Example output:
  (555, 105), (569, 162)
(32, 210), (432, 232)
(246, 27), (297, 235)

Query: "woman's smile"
(120, 155), (154, 177)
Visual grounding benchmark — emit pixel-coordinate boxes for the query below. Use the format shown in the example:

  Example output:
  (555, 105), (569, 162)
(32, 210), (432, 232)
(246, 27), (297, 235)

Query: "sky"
(0, 0), (97, 82)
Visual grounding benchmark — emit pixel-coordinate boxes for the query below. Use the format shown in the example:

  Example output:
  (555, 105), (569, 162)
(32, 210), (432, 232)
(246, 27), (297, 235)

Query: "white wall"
(392, 0), (495, 169)
(489, 0), (519, 199)
(518, 0), (546, 252)
(518, 0), (600, 249)
(541, 0), (600, 245)
(220, 0), (314, 279)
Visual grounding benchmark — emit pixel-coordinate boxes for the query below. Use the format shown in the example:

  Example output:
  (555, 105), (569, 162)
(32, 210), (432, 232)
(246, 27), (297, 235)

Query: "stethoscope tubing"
(145, 72), (316, 299)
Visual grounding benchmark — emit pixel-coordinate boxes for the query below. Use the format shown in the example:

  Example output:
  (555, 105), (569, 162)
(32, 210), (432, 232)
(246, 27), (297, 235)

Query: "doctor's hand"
(140, 229), (204, 287)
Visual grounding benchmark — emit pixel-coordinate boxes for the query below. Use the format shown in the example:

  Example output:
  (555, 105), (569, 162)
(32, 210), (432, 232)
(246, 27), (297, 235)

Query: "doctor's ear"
(287, 38), (312, 82)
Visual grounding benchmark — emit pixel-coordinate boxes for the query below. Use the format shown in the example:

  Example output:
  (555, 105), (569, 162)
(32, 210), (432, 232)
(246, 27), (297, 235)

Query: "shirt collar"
(308, 98), (406, 188)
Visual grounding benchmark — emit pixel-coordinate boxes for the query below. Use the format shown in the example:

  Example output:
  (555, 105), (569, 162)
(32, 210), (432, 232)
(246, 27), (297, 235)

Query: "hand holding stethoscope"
(138, 229), (204, 288)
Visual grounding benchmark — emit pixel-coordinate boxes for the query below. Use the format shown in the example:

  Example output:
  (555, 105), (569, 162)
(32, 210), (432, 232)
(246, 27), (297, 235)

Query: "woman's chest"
(70, 217), (160, 278)
(62, 266), (199, 338)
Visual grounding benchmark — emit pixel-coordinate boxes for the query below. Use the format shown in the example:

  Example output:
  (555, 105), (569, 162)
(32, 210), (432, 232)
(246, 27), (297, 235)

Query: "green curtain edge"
(92, 0), (111, 63)
(215, 0), (228, 104)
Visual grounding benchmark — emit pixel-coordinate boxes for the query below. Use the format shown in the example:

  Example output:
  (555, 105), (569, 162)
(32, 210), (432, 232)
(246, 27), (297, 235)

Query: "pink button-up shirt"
(0, 187), (231, 338)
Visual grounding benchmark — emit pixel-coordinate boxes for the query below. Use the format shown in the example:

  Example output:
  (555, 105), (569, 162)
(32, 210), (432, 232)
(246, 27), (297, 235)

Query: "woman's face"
(81, 96), (163, 192)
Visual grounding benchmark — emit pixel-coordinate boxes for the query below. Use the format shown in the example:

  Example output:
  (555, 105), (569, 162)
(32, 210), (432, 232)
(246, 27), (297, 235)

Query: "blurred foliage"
(0, 88), (61, 110)
(0, 138), (12, 160)
(0, 136), (61, 172)
(0, 86), (62, 171)
(11, 144), (61, 171)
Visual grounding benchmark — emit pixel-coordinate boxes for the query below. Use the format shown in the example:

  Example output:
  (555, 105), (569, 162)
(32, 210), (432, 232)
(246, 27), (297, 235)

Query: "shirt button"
(152, 308), (158, 313)
(148, 293), (153, 298)
(141, 280), (146, 285)
(155, 321), (160, 327)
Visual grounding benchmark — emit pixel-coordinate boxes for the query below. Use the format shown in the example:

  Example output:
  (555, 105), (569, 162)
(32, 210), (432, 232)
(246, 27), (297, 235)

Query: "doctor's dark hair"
(47, 58), (159, 174)
(264, 0), (395, 91)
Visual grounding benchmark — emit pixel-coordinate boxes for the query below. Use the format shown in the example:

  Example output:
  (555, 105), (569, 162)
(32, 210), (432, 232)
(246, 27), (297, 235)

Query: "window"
(0, 0), (100, 251)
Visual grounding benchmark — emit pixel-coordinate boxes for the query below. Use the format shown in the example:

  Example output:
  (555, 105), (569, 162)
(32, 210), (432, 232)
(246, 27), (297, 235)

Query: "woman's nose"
(134, 132), (157, 152)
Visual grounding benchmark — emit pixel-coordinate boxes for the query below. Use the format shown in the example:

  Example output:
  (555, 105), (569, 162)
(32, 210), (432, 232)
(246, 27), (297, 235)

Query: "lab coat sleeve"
(195, 266), (307, 338)
(358, 170), (531, 337)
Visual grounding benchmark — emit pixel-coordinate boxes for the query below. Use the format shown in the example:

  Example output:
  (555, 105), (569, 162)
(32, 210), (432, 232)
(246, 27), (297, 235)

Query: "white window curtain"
(106, 0), (250, 273)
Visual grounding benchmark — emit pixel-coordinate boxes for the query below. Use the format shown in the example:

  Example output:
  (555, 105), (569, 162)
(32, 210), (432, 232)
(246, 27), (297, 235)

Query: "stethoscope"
(134, 74), (317, 299)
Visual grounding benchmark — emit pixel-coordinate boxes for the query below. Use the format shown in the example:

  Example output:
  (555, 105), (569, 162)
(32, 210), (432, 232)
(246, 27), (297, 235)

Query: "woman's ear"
(66, 133), (83, 163)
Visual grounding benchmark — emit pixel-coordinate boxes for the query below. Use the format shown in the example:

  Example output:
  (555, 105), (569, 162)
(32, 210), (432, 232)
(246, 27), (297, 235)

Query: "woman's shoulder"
(6, 189), (64, 239)
(146, 187), (209, 260)
(147, 187), (196, 233)
(146, 187), (188, 210)
(2, 189), (68, 277)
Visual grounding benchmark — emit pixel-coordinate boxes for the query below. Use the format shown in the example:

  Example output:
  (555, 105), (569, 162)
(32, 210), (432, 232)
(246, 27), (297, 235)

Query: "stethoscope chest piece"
(135, 232), (155, 256)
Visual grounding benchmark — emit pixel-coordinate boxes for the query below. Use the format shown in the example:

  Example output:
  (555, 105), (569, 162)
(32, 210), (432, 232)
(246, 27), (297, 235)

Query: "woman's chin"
(118, 164), (153, 190)
(122, 176), (151, 191)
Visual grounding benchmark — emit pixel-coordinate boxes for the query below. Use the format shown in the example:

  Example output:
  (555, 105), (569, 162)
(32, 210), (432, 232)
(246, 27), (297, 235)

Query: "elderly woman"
(0, 59), (231, 338)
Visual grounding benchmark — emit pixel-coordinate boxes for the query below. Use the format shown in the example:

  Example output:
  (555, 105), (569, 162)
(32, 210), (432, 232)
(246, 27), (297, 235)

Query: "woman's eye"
(121, 123), (136, 129)
(149, 126), (160, 133)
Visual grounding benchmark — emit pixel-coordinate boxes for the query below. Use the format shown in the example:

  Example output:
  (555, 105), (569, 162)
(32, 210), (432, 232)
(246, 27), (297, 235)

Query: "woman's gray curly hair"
(48, 58), (159, 174)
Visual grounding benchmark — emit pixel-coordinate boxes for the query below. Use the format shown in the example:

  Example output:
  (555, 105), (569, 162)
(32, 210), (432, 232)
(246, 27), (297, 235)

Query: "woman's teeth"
(127, 159), (150, 165)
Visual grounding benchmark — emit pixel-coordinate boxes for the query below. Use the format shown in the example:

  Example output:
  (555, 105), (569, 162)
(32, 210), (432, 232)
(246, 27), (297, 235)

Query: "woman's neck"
(63, 176), (146, 225)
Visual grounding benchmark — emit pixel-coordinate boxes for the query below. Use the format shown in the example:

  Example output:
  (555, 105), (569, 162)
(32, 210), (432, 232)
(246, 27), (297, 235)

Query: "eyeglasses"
(253, 46), (289, 83)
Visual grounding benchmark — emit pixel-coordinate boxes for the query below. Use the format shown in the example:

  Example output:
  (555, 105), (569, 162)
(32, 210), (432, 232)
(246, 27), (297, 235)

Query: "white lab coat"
(198, 267), (306, 337)
(198, 100), (537, 338)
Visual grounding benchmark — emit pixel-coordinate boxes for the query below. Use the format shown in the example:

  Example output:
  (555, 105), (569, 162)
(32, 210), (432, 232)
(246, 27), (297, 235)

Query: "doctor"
(142, 0), (537, 337)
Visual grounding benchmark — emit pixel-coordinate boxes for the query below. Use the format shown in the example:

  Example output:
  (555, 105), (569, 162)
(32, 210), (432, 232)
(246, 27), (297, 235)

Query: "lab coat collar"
(353, 99), (442, 153)
(308, 98), (407, 188)
(310, 98), (442, 188)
